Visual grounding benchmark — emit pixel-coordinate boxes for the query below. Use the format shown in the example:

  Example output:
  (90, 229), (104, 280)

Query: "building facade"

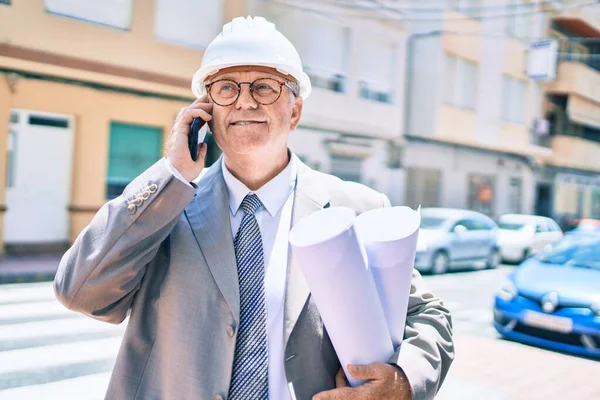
(255, 1), (408, 205)
(0, 0), (248, 253)
(536, 1), (600, 229)
(403, 0), (552, 218)
(0, 0), (409, 253)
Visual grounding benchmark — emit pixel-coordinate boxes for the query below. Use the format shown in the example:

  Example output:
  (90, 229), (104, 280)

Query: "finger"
(313, 387), (357, 400)
(175, 108), (212, 129)
(335, 368), (349, 388)
(190, 94), (212, 106)
(348, 362), (387, 381)
(195, 142), (207, 164)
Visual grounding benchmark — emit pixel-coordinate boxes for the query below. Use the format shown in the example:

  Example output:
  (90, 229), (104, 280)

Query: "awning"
(567, 95), (600, 130)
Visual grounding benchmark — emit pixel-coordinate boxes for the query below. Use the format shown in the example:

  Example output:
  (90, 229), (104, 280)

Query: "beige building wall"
(0, 78), (188, 242)
(0, 0), (249, 253)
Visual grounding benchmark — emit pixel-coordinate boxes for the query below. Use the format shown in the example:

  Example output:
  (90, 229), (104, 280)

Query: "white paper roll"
(289, 206), (394, 386)
(355, 206), (421, 348)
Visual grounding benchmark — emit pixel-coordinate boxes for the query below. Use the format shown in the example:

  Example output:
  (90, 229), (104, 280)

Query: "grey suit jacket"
(54, 155), (454, 400)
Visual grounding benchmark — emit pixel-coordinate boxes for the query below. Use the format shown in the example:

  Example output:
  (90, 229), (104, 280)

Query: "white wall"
(289, 127), (403, 204)
(404, 141), (535, 216)
(263, 2), (407, 140)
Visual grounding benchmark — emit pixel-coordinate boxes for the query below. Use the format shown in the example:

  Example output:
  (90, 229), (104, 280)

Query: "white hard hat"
(191, 16), (311, 100)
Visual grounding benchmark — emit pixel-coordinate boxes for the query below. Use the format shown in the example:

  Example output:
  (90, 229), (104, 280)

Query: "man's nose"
(235, 84), (258, 110)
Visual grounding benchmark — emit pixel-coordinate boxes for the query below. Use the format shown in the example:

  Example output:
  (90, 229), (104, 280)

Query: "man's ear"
(290, 96), (303, 131)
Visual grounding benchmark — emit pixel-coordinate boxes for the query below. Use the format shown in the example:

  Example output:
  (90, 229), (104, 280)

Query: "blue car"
(493, 235), (600, 359)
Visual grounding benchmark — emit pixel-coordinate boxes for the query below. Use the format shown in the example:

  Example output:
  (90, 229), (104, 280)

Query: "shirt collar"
(221, 154), (297, 218)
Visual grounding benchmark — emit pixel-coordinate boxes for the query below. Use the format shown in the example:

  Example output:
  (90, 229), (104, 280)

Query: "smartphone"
(188, 117), (208, 161)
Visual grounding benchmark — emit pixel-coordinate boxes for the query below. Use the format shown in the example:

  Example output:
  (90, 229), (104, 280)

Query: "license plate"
(523, 311), (573, 333)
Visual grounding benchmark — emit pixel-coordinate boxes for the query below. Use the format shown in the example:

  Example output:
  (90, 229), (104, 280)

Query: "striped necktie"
(228, 193), (268, 399)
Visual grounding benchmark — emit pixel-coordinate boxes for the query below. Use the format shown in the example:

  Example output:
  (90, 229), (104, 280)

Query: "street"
(0, 266), (599, 399)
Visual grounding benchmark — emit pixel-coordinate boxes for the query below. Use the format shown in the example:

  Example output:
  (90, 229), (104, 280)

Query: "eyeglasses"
(205, 78), (297, 106)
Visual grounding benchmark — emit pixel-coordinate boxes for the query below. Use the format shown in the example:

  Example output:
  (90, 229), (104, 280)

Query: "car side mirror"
(453, 225), (467, 235)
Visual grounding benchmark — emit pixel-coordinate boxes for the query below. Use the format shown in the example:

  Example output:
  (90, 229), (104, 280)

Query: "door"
(531, 220), (549, 253)
(535, 183), (552, 217)
(4, 110), (74, 245)
(449, 219), (479, 262)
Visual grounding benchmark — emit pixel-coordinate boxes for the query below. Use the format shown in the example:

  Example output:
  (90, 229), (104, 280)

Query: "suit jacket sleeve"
(53, 159), (197, 324)
(382, 195), (455, 400)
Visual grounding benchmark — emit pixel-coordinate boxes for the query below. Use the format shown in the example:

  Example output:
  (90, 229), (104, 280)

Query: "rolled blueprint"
(288, 206), (394, 387)
(355, 206), (421, 348)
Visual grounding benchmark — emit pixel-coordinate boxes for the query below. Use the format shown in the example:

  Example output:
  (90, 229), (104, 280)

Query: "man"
(54, 16), (453, 400)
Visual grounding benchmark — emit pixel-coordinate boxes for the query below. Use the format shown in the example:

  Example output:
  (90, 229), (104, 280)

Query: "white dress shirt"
(166, 157), (296, 400)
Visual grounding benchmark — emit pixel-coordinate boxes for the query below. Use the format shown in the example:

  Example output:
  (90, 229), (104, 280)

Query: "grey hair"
(285, 79), (300, 103)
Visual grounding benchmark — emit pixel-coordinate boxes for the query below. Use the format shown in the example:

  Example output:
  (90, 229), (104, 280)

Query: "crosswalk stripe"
(0, 318), (126, 351)
(0, 372), (111, 400)
(0, 337), (122, 375)
(0, 317), (125, 342)
(0, 282), (125, 396)
(0, 301), (75, 325)
(0, 284), (56, 305)
(0, 337), (122, 391)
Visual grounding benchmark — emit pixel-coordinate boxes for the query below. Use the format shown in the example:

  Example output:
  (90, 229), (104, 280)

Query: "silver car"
(415, 208), (501, 274)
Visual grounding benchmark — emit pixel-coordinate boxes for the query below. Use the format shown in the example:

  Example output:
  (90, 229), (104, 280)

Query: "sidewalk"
(0, 253), (62, 284)
(437, 334), (600, 400)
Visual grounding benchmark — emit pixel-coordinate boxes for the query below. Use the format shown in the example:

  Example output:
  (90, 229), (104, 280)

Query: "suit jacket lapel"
(284, 160), (330, 348)
(184, 160), (240, 325)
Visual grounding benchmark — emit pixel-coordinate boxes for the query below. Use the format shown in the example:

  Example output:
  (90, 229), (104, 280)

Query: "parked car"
(415, 208), (501, 274)
(493, 235), (600, 359)
(496, 214), (563, 263)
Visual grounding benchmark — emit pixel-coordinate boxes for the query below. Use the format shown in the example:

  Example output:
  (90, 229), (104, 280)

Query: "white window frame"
(502, 75), (527, 124)
(44, 0), (133, 30)
(505, 0), (532, 40)
(444, 54), (478, 110)
(154, 0), (223, 49)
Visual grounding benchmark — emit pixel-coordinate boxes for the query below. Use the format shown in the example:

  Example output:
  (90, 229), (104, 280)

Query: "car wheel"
(487, 248), (501, 269)
(430, 251), (449, 275)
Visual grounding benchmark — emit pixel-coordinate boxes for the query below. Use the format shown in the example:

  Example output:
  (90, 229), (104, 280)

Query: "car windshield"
(498, 221), (529, 230)
(420, 216), (447, 229)
(536, 237), (600, 269)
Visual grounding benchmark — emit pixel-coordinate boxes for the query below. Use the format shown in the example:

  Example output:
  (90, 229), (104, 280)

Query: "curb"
(0, 272), (57, 285)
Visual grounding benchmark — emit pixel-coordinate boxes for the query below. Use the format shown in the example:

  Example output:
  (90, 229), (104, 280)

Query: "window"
(154, 0), (223, 49)
(444, 54), (477, 110)
(535, 221), (547, 233)
(0, 0), (11, 5)
(277, 13), (348, 93)
(592, 190), (600, 218)
(106, 122), (163, 199)
(505, 0), (532, 40)
(554, 183), (579, 214)
(468, 175), (495, 216)
(45, 0), (133, 30)
(471, 218), (494, 231)
(508, 177), (523, 214)
(454, 219), (478, 231)
(502, 75), (527, 124)
(546, 219), (561, 232)
(330, 156), (362, 183)
(356, 34), (396, 103)
(406, 168), (441, 209)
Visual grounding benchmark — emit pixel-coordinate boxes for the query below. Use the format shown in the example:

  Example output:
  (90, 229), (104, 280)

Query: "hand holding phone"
(165, 96), (213, 183)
